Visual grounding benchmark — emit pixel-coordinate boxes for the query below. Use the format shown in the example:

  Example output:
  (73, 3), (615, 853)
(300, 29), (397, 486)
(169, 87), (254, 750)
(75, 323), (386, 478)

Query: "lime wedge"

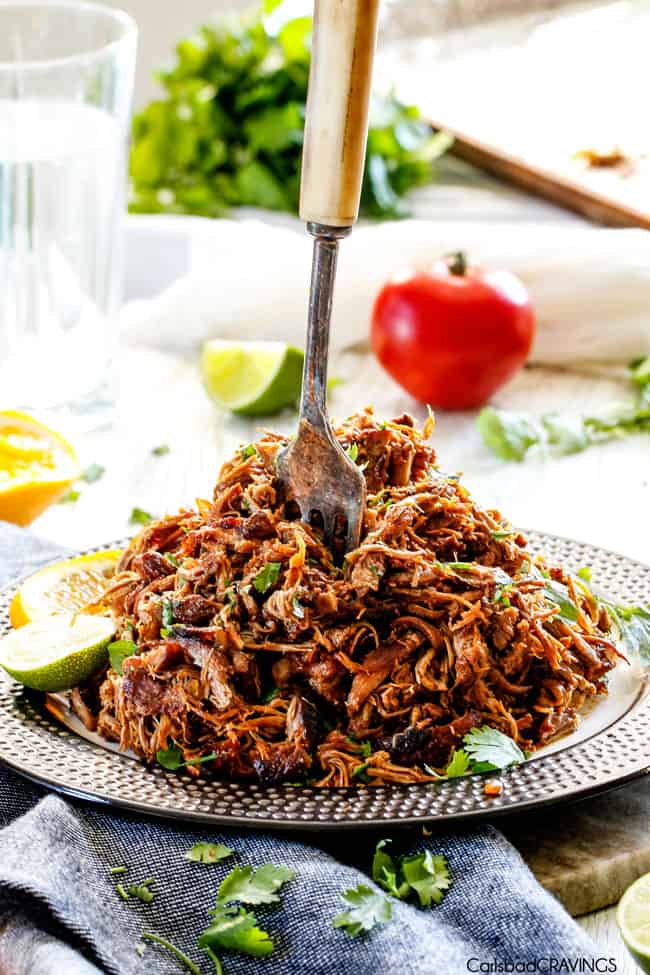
(0, 613), (116, 692)
(618, 873), (650, 973)
(201, 340), (304, 416)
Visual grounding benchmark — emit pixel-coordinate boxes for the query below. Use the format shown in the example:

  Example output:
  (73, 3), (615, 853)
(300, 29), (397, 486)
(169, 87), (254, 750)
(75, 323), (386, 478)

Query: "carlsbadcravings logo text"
(466, 960), (618, 974)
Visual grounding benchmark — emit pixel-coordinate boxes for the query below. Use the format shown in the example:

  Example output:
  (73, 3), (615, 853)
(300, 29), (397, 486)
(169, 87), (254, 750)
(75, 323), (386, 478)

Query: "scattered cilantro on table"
(81, 462), (105, 483)
(58, 489), (80, 504)
(477, 356), (650, 462)
(185, 842), (234, 865)
(216, 864), (294, 906)
(332, 884), (392, 937)
(371, 840), (450, 907)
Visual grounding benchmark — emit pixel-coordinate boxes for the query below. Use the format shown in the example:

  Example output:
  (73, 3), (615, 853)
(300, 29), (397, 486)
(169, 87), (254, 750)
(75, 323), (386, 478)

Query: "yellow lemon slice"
(10, 550), (122, 628)
(0, 411), (80, 526)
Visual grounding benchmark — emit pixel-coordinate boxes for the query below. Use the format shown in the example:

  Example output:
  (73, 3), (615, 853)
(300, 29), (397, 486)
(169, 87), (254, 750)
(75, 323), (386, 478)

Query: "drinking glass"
(0, 1), (137, 428)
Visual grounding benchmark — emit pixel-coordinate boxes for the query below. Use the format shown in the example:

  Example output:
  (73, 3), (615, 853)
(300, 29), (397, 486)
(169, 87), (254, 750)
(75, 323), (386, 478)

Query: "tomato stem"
(446, 251), (467, 276)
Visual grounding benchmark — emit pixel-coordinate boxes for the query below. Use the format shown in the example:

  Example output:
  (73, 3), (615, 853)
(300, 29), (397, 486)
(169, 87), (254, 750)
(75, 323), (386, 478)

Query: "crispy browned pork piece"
(87, 408), (620, 786)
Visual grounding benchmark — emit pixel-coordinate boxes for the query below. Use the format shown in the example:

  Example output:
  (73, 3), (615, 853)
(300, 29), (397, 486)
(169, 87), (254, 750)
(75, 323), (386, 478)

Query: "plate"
(0, 531), (648, 829)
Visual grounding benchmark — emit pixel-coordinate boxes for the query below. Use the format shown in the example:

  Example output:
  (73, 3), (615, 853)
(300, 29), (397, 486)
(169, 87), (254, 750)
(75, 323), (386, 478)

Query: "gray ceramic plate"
(0, 531), (648, 829)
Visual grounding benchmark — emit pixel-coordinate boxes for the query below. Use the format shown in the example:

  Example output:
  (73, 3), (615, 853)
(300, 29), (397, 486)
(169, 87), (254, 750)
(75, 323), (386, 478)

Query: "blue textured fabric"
(0, 523), (601, 975)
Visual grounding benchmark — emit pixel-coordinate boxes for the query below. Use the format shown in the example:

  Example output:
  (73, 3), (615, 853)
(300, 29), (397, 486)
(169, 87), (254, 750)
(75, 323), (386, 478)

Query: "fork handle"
(299, 0), (381, 228)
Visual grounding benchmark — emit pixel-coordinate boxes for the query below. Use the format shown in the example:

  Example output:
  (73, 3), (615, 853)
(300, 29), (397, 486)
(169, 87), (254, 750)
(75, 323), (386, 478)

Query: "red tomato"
(370, 252), (535, 411)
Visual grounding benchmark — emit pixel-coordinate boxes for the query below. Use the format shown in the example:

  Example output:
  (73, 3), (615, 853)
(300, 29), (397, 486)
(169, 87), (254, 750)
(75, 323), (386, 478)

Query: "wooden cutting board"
(503, 777), (650, 916)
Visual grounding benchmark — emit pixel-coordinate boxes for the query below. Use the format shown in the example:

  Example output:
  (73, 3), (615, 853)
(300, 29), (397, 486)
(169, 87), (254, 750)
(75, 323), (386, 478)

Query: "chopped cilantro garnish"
(577, 565), (593, 582)
(128, 880), (155, 904)
(333, 884), (392, 937)
(116, 883), (128, 901)
(292, 595), (305, 619)
(253, 562), (282, 594)
(491, 529), (516, 540)
(164, 553), (181, 568)
(110, 865), (127, 876)
(261, 685), (279, 703)
(156, 744), (217, 771)
(185, 842), (234, 864)
(130, 507), (154, 526)
(240, 444), (256, 459)
(345, 443), (359, 462)
(151, 444), (170, 456)
(58, 489), (80, 504)
(81, 462), (105, 483)
(216, 864), (294, 906)
(463, 726), (526, 772)
(108, 639), (137, 675)
(161, 598), (174, 629)
(445, 749), (471, 778)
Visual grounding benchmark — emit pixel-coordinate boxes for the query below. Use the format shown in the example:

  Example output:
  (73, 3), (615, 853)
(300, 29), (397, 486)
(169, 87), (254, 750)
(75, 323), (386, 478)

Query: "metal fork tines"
(277, 223), (366, 555)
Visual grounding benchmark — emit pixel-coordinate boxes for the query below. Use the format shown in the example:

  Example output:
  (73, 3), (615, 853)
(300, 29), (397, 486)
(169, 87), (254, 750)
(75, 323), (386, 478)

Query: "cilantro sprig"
(371, 841), (450, 907)
(216, 864), (294, 906)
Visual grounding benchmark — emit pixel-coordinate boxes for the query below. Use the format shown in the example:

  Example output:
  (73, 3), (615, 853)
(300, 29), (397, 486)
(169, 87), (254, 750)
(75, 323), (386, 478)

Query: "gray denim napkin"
(0, 523), (600, 975)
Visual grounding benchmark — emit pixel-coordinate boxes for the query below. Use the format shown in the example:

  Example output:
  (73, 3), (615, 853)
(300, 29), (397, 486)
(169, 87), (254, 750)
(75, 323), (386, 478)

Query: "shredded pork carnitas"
(78, 409), (620, 787)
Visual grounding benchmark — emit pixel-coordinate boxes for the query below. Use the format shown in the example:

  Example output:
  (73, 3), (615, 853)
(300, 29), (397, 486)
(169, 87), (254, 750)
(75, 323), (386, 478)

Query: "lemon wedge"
(0, 411), (80, 526)
(9, 550), (122, 627)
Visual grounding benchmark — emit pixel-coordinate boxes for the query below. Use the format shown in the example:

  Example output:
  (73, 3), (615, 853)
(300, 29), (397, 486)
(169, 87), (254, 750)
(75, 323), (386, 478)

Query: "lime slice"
(0, 613), (116, 692)
(618, 873), (650, 973)
(201, 340), (304, 416)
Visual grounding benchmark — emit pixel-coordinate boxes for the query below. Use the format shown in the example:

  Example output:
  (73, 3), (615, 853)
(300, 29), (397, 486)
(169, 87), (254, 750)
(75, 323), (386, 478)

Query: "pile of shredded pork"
(74, 409), (621, 787)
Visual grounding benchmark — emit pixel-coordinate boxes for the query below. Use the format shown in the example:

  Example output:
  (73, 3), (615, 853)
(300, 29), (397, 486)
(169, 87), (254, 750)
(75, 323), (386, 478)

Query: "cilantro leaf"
(81, 463), (105, 483)
(185, 842), (234, 864)
(543, 579), (579, 623)
(58, 489), (80, 504)
(108, 639), (137, 675)
(445, 749), (471, 778)
(478, 361), (650, 462)
(151, 444), (170, 457)
(199, 905), (274, 957)
(491, 530), (517, 540)
(216, 864), (294, 906)
(372, 840), (409, 899)
(240, 444), (256, 459)
(161, 598), (174, 629)
(156, 744), (217, 771)
(463, 726), (526, 772)
(345, 443), (359, 462)
(252, 562), (282, 594)
(400, 851), (451, 907)
(333, 884), (392, 937)
(577, 566), (592, 582)
(130, 507), (154, 527)
(608, 604), (650, 662)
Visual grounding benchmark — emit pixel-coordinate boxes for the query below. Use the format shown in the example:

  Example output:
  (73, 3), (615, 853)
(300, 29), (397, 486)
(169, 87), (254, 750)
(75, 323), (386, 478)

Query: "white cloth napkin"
(121, 216), (650, 364)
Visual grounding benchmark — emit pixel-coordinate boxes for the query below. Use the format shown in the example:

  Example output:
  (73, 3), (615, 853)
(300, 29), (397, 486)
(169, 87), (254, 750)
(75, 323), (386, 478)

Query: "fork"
(277, 0), (381, 554)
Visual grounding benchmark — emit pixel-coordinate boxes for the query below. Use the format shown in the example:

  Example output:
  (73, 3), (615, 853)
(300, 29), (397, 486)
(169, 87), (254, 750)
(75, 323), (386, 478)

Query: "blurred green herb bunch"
(129, 0), (450, 220)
